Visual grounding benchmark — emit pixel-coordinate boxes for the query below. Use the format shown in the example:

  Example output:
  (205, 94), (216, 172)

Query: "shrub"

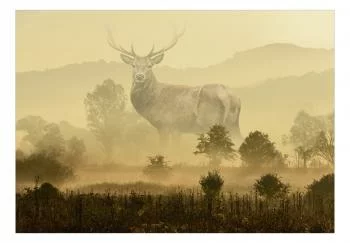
(37, 182), (61, 199)
(254, 173), (289, 200)
(143, 155), (172, 180)
(199, 170), (224, 199)
(16, 152), (74, 184)
(307, 173), (334, 198)
(239, 131), (283, 168)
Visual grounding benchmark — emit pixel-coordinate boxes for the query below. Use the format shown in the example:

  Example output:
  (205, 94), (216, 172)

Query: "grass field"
(16, 167), (334, 233)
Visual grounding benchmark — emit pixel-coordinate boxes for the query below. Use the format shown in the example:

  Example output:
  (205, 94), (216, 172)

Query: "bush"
(37, 183), (61, 199)
(307, 173), (334, 198)
(239, 131), (283, 168)
(16, 152), (74, 184)
(143, 155), (172, 180)
(254, 173), (289, 200)
(199, 170), (224, 199)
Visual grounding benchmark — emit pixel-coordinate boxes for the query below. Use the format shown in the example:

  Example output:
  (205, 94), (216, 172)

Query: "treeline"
(16, 79), (334, 184)
(16, 118), (86, 183)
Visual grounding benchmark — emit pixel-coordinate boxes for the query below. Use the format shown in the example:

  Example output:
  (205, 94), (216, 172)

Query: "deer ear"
(120, 54), (134, 65)
(150, 53), (164, 65)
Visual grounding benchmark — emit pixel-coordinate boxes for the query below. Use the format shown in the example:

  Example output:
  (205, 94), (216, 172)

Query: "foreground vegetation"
(15, 97), (334, 233)
(16, 173), (333, 233)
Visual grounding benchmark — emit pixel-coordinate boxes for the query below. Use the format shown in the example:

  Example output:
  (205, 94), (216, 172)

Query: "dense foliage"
(307, 173), (334, 198)
(254, 173), (289, 200)
(16, 152), (74, 184)
(199, 170), (224, 199)
(239, 131), (284, 167)
(194, 125), (236, 167)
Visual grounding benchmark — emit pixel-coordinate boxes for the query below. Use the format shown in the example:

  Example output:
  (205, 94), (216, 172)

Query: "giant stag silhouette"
(108, 29), (242, 146)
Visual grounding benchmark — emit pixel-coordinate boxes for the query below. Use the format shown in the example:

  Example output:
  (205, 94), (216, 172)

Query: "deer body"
(108, 29), (242, 144)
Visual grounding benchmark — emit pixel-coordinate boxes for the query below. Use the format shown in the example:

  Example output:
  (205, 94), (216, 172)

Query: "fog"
(16, 11), (334, 192)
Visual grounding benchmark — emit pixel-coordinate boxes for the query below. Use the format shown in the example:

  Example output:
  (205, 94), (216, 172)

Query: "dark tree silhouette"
(16, 152), (74, 184)
(84, 79), (127, 161)
(239, 130), (282, 167)
(199, 170), (224, 219)
(254, 173), (289, 200)
(194, 124), (236, 167)
(307, 173), (334, 198)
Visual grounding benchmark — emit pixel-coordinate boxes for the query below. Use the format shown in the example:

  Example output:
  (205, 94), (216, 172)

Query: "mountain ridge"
(16, 43), (334, 140)
(17, 43), (334, 86)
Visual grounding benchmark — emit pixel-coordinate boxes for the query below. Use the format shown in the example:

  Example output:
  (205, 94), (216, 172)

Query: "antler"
(147, 28), (185, 58)
(107, 28), (136, 57)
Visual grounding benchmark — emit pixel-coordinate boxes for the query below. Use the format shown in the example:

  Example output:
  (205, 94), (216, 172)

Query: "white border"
(2, 0), (349, 243)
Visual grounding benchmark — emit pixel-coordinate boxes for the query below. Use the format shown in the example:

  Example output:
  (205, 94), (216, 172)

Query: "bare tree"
(313, 131), (334, 167)
(294, 146), (313, 169)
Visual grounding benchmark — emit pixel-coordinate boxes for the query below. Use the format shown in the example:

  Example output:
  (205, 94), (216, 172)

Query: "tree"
(254, 173), (289, 200)
(288, 110), (330, 148)
(284, 110), (334, 148)
(199, 170), (224, 218)
(64, 136), (86, 168)
(239, 131), (282, 167)
(306, 173), (334, 199)
(16, 115), (47, 145)
(295, 146), (313, 168)
(16, 152), (74, 184)
(16, 117), (66, 159)
(194, 124), (236, 167)
(313, 131), (334, 166)
(284, 111), (334, 168)
(36, 182), (61, 200)
(143, 155), (172, 180)
(84, 79), (127, 161)
(35, 123), (66, 159)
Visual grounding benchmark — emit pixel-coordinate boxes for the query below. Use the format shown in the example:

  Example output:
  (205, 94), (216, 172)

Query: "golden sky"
(16, 10), (334, 72)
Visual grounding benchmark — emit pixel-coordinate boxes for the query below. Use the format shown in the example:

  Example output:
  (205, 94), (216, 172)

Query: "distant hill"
(16, 43), (334, 140)
(234, 69), (334, 142)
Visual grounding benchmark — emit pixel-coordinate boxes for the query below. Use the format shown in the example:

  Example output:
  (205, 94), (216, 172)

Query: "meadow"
(16, 166), (334, 233)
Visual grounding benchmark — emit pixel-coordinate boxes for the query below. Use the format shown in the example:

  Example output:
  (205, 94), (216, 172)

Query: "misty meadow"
(16, 11), (334, 233)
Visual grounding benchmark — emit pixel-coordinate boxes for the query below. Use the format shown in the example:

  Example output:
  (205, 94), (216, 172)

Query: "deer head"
(107, 28), (185, 84)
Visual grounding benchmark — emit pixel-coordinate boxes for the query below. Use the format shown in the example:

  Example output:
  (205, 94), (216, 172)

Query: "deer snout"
(135, 73), (145, 81)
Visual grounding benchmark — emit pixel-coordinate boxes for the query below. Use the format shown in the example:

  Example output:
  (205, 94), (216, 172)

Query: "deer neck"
(130, 71), (159, 114)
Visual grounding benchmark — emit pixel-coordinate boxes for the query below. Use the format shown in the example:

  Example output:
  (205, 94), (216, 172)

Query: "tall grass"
(16, 184), (333, 233)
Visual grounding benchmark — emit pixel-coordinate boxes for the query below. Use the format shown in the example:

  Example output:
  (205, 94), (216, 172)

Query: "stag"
(108, 29), (242, 146)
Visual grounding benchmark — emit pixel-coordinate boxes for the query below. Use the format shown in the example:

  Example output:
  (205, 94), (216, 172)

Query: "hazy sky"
(16, 10), (334, 72)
